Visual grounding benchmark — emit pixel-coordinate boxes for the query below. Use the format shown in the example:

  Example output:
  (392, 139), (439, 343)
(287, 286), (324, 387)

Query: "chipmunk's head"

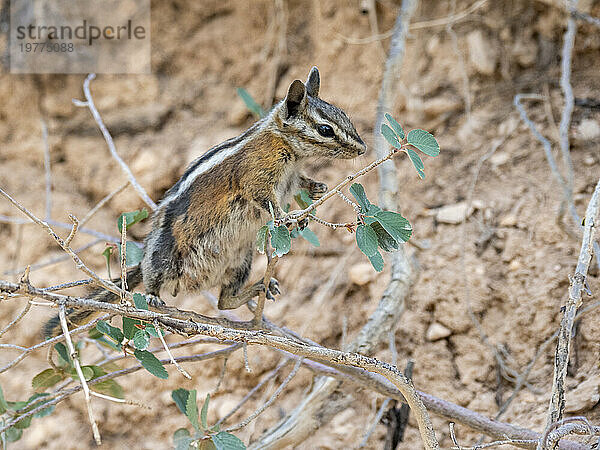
(276, 67), (366, 159)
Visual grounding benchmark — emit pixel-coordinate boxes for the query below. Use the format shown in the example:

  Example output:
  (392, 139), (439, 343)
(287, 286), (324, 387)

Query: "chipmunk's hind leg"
(217, 250), (280, 310)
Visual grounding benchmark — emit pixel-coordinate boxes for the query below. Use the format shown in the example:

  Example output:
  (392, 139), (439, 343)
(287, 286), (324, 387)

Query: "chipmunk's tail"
(42, 265), (144, 339)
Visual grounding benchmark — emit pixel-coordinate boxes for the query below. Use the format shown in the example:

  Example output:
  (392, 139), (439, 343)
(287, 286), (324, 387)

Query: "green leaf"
(371, 222), (398, 252)
(4, 427), (23, 442)
(172, 388), (190, 415)
(32, 369), (65, 392)
(70, 366), (95, 382)
(133, 329), (150, 351)
(96, 320), (124, 345)
(186, 389), (200, 431)
(374, 211), (412, 243)
(349, 183), (371, 212)
(270, 225), (291, 257)
(32, 401), (55, 418)
(212, 431), (247, 450)
(381, 124), (402, 149)
(133, 293), (149, 310)
(368, 250), (384, 272)
(407, 129), (440, 156)
(92, 379), (124, 400)
(24, 393), (54, 418)
(385, 113), (405, 140)
(13, 413), (33, 429)
(145, 324), (161, 338)
(0, 384), (9, 414)
(7, 400), (27, 411)
(54, 342), (71, 366)
(102, 245), (113, 278)
(173, 428), (194, 450)
(118, 241), (144, 267)
(236, 87), (265, 118)
(356, 224), (379, 257)
(298, 227), (320, 247)
(255, 225), (268, 254)
(200, 394), (210, 431)
(294, 189), (313, 209)
(134, 349), (168, 379)
(406, 148), (425, 179)
(363, 204), (382, 224)
(123, 317), (143, 340)
(117, 209), (149, 232)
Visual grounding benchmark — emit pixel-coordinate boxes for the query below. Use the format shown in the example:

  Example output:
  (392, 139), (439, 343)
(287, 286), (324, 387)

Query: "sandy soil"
(0, 1), (599, 449)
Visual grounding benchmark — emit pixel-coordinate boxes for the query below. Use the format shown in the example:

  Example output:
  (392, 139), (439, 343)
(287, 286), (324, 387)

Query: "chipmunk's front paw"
(308, 181), (328, 200)
(145, 294), (166, 307)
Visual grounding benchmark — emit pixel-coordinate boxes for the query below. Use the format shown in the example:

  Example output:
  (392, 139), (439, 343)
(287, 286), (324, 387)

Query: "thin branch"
(253, 251), (278, 327)
(0, 215), (121, 243)
(226, 358), (302, 433)
(0, 314), (109, 374)
(557, 2), (577, 227)
(155, 322), (191, 379)
(514, 94), (600, 268)
(216, 359), (290, 427)
(337, 0), (489, 44)
(540, 179), (600, 449)
(3, 238), (104, 276)
(79, 181), (129, 228)
(58, 304), (101, 445)
(276, 148), (401, 226)
(73, 74), (157, 211)
(0, 301), (32, 337)
(64, 214), (79, 247)
(0, 187), (126, 299)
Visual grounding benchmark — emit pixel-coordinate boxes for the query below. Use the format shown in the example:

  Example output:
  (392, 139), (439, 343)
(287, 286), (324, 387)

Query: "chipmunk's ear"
(283, 79), (307, 118)
(305, 66), (320, 97)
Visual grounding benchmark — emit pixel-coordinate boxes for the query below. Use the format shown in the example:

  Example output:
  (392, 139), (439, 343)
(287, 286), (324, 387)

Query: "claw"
(145, 294), (166, 307)
(308, 182), (328, 200)
(268, 278), (280, 296)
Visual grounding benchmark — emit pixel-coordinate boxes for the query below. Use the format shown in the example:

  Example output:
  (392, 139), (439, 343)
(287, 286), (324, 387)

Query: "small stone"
(349, 263), (377, 286)
(466, 30), (498, 75)
(500, 214), (517, 227)
(426, 322), (452, 341)
(553, 264), (561, 272)
(508, 259), (521, 271)
(584, 155), (596, 166)
(423, 96), (462, 117)
(436, 202), (471, 224)
(472, 199), (485, 210)
(565, 376), (600, 413)
(576, 119), (600, 141)
(490, 151), (510, 166)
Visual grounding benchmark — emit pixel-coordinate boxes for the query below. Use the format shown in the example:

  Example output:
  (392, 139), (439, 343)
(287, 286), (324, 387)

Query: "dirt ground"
(1, 1), (599, 449)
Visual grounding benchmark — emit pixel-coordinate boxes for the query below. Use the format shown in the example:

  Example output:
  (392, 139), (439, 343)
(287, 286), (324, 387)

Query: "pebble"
(426, 322), (452, 341)
(576, 119), (600, 141)
(565, 376), (600, 413)
(436, 202), (471, 224)
(499, 214), (517, 227)
(348, 263), (377, 286)
(490, 151), (510, 167)
(466, 30), (498, 75)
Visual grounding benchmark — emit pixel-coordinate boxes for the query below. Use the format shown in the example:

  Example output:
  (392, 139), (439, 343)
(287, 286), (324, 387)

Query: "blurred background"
(0, 0), (599, 448)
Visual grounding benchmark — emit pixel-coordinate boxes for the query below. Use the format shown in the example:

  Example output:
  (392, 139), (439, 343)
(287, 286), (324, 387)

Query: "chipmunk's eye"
(317, 124), (335, 138)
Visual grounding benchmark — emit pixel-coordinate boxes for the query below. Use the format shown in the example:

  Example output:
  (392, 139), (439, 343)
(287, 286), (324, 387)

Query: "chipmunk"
(43, 67), (366, 338)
